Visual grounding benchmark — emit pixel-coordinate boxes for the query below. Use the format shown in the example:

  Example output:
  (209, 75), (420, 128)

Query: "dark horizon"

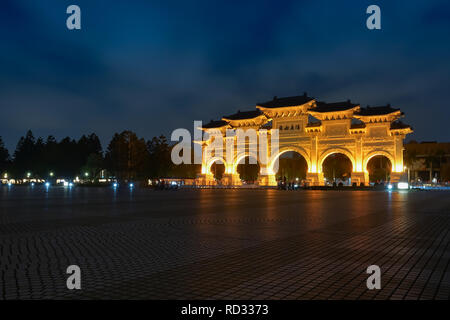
(1, 0), (450, 152)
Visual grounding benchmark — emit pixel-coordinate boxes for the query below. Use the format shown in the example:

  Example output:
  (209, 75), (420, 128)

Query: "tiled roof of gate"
(222, 109), (264, 120)
(355, 105), (401, 116)
(312, 100), (359, 113)
(390, 121), (412, 130)
(257, 93), (314, 108)
(202, 120), (229, 129)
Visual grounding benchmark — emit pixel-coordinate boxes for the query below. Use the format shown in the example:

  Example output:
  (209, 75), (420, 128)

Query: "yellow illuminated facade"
(196, 94), (413, 186)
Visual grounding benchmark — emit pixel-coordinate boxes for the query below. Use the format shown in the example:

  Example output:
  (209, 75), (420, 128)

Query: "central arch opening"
(276, 151), (308, 183)
(210, 160), (225, 181)
(367, 155), (392, 183)
(237, 156), (260, 184)
(322, 153), (353, 186)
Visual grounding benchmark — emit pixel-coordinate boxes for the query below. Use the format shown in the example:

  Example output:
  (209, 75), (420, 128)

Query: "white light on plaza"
(398, 182), (409, 190)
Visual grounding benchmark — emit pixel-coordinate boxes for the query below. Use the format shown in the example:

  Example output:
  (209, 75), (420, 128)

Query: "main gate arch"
(269, 146), (311, 174)
(318, 148), (356, 173)
(196, 94), (412, 186)
(205, 157), (228, 175)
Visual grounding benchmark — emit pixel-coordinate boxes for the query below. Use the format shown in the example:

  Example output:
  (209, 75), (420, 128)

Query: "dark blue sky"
(1, 0), (449, 151)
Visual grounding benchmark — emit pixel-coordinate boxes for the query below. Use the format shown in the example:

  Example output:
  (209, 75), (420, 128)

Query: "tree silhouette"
(0, 136), (10, 173)
(105, 130), (149, 180)
(147, 135), (172, 178)
(4, 130), (200, 181)
(13, 130), (36, 177)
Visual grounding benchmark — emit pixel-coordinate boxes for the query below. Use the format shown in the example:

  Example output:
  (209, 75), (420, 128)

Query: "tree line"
(0, 130), (199, 181)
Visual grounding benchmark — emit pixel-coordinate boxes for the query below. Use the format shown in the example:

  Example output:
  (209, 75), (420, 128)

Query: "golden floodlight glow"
(196, 96), (412, 186)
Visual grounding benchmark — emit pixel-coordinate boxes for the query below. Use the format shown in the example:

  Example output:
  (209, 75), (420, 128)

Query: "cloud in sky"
(0, 0), (449, 151)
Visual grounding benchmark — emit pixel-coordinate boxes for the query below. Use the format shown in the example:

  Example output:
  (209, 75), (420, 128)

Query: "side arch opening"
(321, 153), (353, 186)
(236, 155), (260, 184)
(367, 155), (392, 184)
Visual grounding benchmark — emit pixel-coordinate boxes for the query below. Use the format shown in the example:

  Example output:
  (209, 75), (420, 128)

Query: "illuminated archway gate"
(195, 94), (412, 186)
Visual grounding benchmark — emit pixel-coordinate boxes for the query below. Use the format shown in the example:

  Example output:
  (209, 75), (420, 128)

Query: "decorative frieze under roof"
(305, 121), (323, 133)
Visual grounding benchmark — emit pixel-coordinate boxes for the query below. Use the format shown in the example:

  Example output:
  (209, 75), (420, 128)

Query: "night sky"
(1, 0), (449, 152)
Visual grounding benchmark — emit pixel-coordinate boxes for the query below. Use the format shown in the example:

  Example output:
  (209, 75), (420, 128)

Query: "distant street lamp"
(27, 172), (31, 178)
(84, 172), (89, 177)
(49, 172), (54, 177)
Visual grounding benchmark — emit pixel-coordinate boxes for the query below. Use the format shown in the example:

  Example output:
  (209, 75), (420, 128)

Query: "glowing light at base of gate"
(398, 182), (409, 190)
(309, 164), (317, 173)
(356, 163), (363, 172)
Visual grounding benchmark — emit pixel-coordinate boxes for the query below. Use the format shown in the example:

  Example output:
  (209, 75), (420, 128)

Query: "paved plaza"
(0, 186), (449, 299)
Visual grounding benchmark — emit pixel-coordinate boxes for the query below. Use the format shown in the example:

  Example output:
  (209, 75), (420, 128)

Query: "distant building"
(405, 141), (450, 183)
